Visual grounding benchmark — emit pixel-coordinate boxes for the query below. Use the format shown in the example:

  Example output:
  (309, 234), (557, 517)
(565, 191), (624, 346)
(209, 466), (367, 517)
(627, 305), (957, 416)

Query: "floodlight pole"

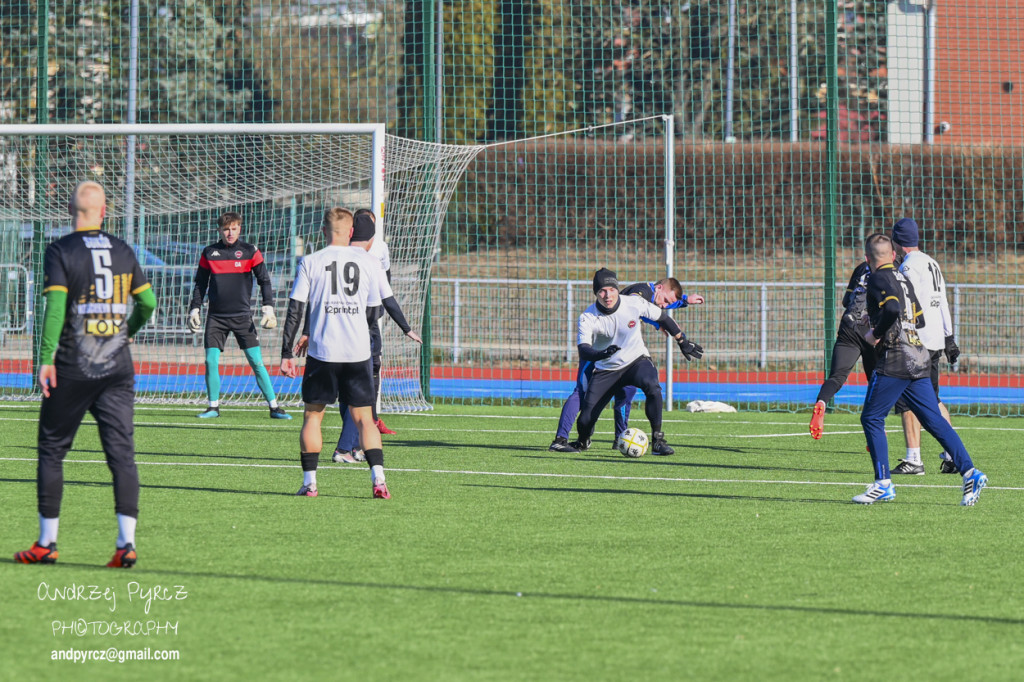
(124, 0), (139, 245)
(664, 114), (676, 411)
(790, 0), (799, 142)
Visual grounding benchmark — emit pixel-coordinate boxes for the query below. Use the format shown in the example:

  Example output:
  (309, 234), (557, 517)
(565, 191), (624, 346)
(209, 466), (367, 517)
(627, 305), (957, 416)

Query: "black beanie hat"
(351, 213), (376, 242)
(891, 218), (919, 248)
(592, 267), (619, 294)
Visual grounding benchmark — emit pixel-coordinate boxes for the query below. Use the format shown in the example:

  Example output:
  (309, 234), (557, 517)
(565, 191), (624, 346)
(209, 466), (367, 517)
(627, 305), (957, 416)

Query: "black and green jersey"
(43, 228), (151, 379)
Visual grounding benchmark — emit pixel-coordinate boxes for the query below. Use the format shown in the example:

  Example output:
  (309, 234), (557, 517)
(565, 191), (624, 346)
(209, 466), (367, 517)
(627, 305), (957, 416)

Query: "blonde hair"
(70, 181), (106, 225)
(322, 207), (354, 245)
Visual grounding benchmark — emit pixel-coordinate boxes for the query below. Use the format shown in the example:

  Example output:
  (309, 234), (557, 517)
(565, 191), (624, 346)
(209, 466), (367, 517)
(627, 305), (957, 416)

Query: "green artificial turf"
(1, 402), (1022, 680)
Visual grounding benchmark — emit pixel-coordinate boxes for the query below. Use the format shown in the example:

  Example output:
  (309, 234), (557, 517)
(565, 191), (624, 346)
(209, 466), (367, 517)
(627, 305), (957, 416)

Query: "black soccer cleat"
(892, 459), (925, 475)
(939, 459), (959, 474)
(269, 406), (292, 420)
(569, 438), (591, 452)
(548, 437), (578, 453)
(650, 431), (674, 456)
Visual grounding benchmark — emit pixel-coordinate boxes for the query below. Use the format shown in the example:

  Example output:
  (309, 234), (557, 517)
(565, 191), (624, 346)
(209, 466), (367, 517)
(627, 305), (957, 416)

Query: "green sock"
(205, 347), (221, 404)
(244, 345), (277, 405)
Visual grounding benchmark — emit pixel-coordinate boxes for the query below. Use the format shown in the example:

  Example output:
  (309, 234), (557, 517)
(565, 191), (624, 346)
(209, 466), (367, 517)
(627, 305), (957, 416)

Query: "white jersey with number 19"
(289, 245), (382, 363)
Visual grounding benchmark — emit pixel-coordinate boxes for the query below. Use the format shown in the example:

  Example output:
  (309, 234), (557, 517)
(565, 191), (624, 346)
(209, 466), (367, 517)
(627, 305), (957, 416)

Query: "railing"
(431, 277), (1024, 370)
(0, 264), (30, 342)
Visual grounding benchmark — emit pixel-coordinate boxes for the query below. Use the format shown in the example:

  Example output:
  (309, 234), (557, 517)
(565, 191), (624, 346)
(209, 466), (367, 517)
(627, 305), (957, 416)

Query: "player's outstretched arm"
(380, 296), (420, 342)
(127, 285), (157, 337)
(280, 298), (304, 360)
(37, 288), (67, 398)
(188, 258), (211, 312)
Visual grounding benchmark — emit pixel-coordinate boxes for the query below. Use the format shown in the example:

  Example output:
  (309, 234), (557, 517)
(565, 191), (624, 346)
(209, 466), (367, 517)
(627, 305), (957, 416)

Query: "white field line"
(0, 456), (1021, 492)
(2, 403), (1024, 432)
(0, 416), (899, 438)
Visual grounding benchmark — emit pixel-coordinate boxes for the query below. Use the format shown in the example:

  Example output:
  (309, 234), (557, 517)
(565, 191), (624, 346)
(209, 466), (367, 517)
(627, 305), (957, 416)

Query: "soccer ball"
(618, 427), (649, 458)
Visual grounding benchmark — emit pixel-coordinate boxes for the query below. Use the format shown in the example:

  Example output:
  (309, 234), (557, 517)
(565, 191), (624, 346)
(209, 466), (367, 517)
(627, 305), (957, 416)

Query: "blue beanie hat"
(891, 218), (919, 248)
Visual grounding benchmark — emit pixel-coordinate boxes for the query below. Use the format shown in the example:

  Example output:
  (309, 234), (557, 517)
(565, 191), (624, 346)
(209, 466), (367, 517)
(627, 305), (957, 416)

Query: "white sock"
(116, 514), (137, 548)
(269, 399), (278, 409)
(39, 515), (59, 546)
(371, 465), (385, 485)
(877, 478), (891, 487)
(963, 467), (974, 479)
(209, 400), (219, 408)
(303, 470), (317, 488)
(940, 451), (952, 462)
(905, 447), (921, 464)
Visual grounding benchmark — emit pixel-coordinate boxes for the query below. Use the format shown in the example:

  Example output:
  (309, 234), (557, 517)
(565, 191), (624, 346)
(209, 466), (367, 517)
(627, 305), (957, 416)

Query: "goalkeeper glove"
(260, 305), (278, 330)
(186, 308), (202, 334)
(944, 335), (960, 364)
(676, 334), (704, 361)
(600, 345), (620, 359)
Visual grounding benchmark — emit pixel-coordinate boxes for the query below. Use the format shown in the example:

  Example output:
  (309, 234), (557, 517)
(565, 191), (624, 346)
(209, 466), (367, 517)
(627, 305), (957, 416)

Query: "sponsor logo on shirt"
(211, 251), (220, 256)
(77, 303), (128, 314)
(324, 303), (361, 315)
(85, 318), (122, 336)
(628, 320), (637, 328)
(234, 262), (241, 268)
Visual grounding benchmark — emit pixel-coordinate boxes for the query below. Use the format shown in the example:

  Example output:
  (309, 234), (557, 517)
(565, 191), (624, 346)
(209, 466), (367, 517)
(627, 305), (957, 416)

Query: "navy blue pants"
(861, 372), (973, 480)
(555, 360), (636, 440)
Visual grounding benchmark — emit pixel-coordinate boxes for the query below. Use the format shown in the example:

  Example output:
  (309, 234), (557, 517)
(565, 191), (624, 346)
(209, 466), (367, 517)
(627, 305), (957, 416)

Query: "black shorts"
(205, 314), (259, 351)
(38, 371), (136, 460)
(894, 350), (943, 414)
(302, 356), (375, 407)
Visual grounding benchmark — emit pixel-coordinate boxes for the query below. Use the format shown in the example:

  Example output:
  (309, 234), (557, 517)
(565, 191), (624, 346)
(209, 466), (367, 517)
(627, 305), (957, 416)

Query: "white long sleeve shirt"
(576, 295), (664, 371)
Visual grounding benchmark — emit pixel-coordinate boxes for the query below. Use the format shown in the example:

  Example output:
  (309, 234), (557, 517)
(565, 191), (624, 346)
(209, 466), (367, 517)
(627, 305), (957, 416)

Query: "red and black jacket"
(189, 239), (273, 317)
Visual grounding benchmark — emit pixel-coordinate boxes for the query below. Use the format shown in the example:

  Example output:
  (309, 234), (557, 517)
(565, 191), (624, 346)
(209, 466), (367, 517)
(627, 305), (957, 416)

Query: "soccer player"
(562, 268), (705, 456)
(889, 218), (961, 475)
(549, 278), (704, 453)
(360, 208), (406, 436)
(331, 210), (422, 463)
(279, 207), (391, 499)
(186, 212), (290, 420)
(809, 259), (874, 439)
(14, 181), (157, 567)
(853, 233), (986, 505)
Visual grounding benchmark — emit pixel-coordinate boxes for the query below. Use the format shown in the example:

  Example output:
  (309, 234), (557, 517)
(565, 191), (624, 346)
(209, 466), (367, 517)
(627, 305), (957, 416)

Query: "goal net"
(0, 123), (482, 411)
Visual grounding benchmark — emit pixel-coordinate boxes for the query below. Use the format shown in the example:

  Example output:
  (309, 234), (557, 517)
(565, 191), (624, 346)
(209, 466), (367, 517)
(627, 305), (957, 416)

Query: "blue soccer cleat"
(269, 407), (292, 420)
(197, 407), (220, 419)
(961, 469), (988, 506)
(852, 481), (896, 504)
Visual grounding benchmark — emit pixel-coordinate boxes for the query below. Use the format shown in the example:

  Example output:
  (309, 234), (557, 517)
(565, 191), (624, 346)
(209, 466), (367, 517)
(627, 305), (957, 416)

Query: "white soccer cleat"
(960, 469), (988, 506)
(852, 481), (895, 504)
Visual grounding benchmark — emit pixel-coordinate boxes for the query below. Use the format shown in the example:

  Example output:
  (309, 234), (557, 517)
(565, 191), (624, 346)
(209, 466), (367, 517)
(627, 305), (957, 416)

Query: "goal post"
(0, 123), (481, 411)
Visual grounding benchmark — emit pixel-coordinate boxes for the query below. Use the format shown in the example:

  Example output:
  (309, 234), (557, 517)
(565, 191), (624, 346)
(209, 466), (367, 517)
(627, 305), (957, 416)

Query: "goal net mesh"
(0, 131), (482, 410)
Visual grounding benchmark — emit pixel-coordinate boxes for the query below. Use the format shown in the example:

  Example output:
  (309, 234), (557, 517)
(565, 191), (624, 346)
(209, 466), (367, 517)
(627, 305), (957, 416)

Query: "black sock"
(364, 448), (384, 468)
(300, 452), (319, 471)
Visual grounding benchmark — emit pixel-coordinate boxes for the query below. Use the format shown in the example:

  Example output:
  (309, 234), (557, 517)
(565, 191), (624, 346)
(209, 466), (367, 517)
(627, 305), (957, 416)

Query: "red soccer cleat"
(296, 484), (318, 497)
(14, 541), (58, 565)
(372, 483), (391, 499)
(809, 400), (826, 440)
(375, 418), (397, 435)
(107, 544), (137, 569)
